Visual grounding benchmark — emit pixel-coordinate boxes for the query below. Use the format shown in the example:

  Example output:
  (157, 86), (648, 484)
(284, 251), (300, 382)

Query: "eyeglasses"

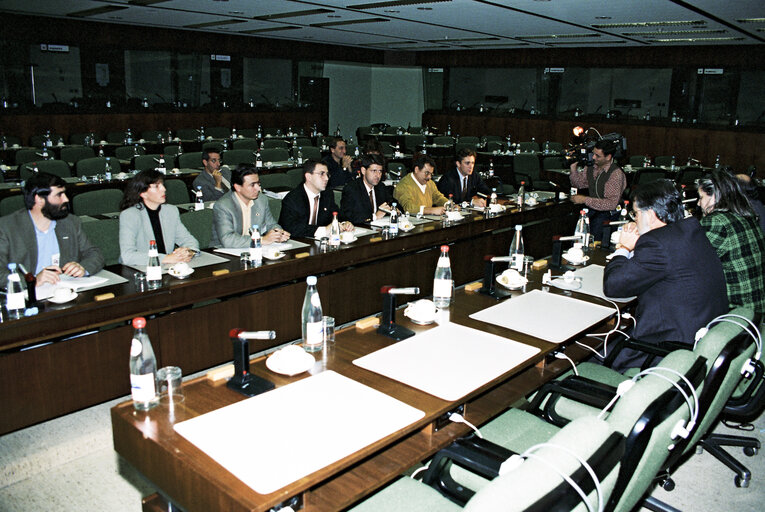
(206, 158), (221, 163)
(311, 171), (329, 177)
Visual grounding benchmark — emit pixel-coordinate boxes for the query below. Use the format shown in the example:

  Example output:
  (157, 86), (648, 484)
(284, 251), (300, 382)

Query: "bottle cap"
(440, 245), (449, 252)
(8, 262), (16, 271)
(132, 317), (146, 328)
(307, 275), (317, 285)
(515, 224), (522, 230)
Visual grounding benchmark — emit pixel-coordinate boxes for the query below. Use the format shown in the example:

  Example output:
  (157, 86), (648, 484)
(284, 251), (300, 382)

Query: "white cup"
(406, 299), (437, 322)
(341, 231), (354, 243)
(53, 287), (74, 302)
(567, 247), (585, 261)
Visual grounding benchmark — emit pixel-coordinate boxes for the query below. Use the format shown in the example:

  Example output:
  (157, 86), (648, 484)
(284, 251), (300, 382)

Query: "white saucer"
(48, 291), (78, 304)
(169, 268), (194, 279)
(564, 255), (590, 266)
(398, 224), (415, 232)
(340, 236), (358, 245)
(266, 346), (315, 376)
(404, 310), (437, 325)
(496, 273), (527, 290)
(264, 251), (286, 260)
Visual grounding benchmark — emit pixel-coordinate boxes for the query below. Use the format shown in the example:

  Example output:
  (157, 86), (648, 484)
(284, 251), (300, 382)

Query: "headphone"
(500, 442), (603, 512)
(695, 313), (762, 376)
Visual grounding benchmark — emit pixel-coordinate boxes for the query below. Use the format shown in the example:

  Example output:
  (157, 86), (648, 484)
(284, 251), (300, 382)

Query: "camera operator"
(569, 139), (627, 241)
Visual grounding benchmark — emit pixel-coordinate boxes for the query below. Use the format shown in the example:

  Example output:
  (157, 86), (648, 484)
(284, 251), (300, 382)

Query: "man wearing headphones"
(0, 172), (104, 285)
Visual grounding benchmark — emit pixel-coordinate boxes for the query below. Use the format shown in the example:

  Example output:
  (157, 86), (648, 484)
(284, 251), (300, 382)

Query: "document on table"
(214, 239), (309, 257)
(36, 269), (128, 300)
(469, 289), (615, 344)
(174, 371), (424, 495)
(550, 264), (635, 302)
(354, 323), (540, 401)
(123, 250), (228, 273)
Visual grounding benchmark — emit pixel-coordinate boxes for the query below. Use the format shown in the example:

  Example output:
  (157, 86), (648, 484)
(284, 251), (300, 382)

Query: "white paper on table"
(353, 323), (540, 401)
(550, 264), (635, 302)
(312, 226), (375, 239)
(173, 371), (424, 495)
(214, 239), (309, 257)
(469, 289), (616, 344)
(124, 251), (228, 273)
(35, 270), (126, 300)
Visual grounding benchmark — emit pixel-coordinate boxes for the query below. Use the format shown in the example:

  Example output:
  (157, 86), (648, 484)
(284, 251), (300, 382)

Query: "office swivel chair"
(349, 416), (625, 512)
(71, 189), (124, 216)
(81, 218), (121, 266)
(180, 209), (213, 249)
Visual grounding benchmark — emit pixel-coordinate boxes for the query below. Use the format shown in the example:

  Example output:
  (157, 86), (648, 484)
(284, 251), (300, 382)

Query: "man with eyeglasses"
(280, 159), (353, 238)
(393, 154), (448, 215)
(210, 164), (289, 248)
(192, 149), (232, 201)
(340, 154), (394, 224)
(603, 179), (727, 370)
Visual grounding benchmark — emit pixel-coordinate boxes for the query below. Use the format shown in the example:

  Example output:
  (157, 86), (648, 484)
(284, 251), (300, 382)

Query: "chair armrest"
(527, 376), (617, 426)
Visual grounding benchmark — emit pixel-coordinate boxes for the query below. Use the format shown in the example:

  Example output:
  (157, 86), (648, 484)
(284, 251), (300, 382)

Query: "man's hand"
(571, 194), (587, 204)
(263, 228), (290, 244)
(618, 222), (640, 251)
(424, 206), (445, 215)
(569, 161), (579, 173)
(61, 261), (85, 277)
(163, 247), (195, 264)
(340, 221), (354, 232)
(213, 169), (223, 188)
(341, 155), (353, 170)
(376, 202), (391, 219)
(36, 266), (62, 286)
(472, 196), (487, 208)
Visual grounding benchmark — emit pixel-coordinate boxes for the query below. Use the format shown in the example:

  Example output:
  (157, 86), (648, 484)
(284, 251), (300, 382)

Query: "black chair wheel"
(661, 478), (675, 491)
(734, 475), (750, 488)
(743, 446), (758, 456)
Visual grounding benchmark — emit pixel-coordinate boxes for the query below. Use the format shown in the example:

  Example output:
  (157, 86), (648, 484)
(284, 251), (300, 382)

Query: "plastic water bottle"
(146, 240), (162, 289)
(490, 188), (498, 206)
(670, 155), (676, 171)
(5, 263), (26, 319)
(517, 181), (525, 208)
(297, 148), (303, 165)
(98, 145), (105, 157)
(199, 126), (205, 142)
(104, 158), (112, 181)
(302, 276), (323, 352)
(231, 126), (237, 139)
(509, 225), (525, 271)
(129, 317), (159, 411)
(329, 212), (341, 247)
(156, 155), (166, 174)
(249, 224), (262, 264)
(125, 128), (133, 145)
(255, 150), (263, 169)
(574, 209), (590, 246)
(446, 124), (452, 136)
(389, 203), (399, 236)
(433, 245), (453, 308)
(714, 155), (721, 169)
(194, 186), (204, 211)
(445, 194), (454, 214)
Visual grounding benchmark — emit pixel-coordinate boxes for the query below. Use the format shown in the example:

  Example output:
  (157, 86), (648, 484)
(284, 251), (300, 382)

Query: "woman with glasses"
(119, 169), (199, 266)
(697, 168), (765, 315)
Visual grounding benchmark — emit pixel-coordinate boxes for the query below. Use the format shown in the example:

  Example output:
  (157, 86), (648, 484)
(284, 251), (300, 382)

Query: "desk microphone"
(388, 169), (401, 178)
(226, 328), (275, 397)
(378, 286), (419, 340)
(476, 192), (488, 198)
(479, 255), (512, 299)
(550, 236), (578, 270)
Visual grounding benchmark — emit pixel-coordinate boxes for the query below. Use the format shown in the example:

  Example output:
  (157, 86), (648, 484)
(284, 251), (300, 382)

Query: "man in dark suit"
(323, 137), (354, 189)
(279, 160), (354, 238)
(437, 148), (490, 207)
(604, 179), (728, 370)
(340, 154), (394, 224)
(0, 173), (104, 284)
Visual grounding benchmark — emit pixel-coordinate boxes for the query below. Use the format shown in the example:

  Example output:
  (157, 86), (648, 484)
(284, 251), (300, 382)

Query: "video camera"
(566, 127), (627, 168)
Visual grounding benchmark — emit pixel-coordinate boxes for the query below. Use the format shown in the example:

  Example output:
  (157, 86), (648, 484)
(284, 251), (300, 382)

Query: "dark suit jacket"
(323, 155), (354, 189)
(279, 185), (339, 238)
(339, 177), (393, 224)
(436, 168), (490, 204)
(0, 208), (104, 281)
(604, 217), (728, 367)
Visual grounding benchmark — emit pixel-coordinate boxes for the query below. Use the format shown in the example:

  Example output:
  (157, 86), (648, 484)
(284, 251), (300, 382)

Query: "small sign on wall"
(40, 44), (70, 53)
(698, 68), (724, 75)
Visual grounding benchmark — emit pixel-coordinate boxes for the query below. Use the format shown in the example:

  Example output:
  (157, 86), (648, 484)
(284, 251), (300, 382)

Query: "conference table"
(1, 197), (577, 435)
(111, 249), (623, 512)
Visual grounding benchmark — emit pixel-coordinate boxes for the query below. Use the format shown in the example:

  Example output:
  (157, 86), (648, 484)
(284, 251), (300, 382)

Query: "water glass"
(156, 366), (184, 404)
(322, 316), (335, 344)
(133, 272), (147, 292)
(240, 252), (252, 269)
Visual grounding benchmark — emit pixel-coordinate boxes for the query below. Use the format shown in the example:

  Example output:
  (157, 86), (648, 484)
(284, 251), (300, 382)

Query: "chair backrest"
(286, 168), (305, 189)
(69, 133), (97, 145)
(180, 209), (213, 249)
(459, 136), (480, 146)
(106, 131), (128, 144)
(141, 130), (162, 142)
(455, 142), (477, 154)
(263, 139), (289, 149)
(676, 166), (704, 187)
(260, 148), (290, 163)
(60, 146), (95, 165)
(233, 138), (259, 150)
(80, 218), (120, 266)
(295, 137), (312, 147)
(15, 149), (45, 165)
(654, 156), (674, 167)
(20, 160), (71, 180)
(237, 128), (258, 139)
(464, 416), (624, 512)
(133, 154), (165, 172)
(164, 179), (190, 205)
(260, 173), (292, 191)
(202, 141), (224, 153)
(544, 141), (564, 153)
(176, 128), (199, 141)
(29, 134), (59, 147)
(163, 145), (183, 156)
(404, 135), (427, 153)
(267, 196), (282, 220)
(2, 135), (22, 147)
(299, 146), (322, 161)
(72, 189), (124, 216)
(519, 141), (539, 153)
(222, 149), (255, 167)
(115, 145), (146, 160)
(178, 152), (204, 169)
(206, 127), (230, 139)
(486, 141), (505, 153)
(76, 157), (120, 177)
(514, 153), (541, 181)
(482, 135), (503, 143)
(543, 156), (566, 170)
(433, 136), (455, 146)
(0, 195), (25, 217)
(384, 125), (401, 134)
(387, 161), (407, 179)
(633, 167), (668, 186)
(629, 155), (649, 168)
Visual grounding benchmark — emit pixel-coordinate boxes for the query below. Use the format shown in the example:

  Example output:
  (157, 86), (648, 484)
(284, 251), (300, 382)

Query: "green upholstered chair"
(433, 136), (455, 146)
(60, 146), (95, 166)
(201, 141), (223, 153)
(81, 218), (120, 266)
(114, 145), (145, 160)
(2, 135), (23, 147)
(260, 173), (292, 191)
(519, 141), (540, 153)
(0, 195), (25, 217)
(15, 149), (46, 165)
(298, 146), (321, 161)
(232, 138), (259, 151)
(286, 168), (305, 189)
(267, 196), (282, 221)
(69, 133), (93, 145)
(222, 149), (255, 167)
(513, 153), (542, 188)
(350, 416), (624, 512)
(260, 148), (289, 163)
(485, 141), (505, 153)
(176, 128), (199, 141)
(543, 156), (567, 170)
(163, 145), (184, 156)
(295, 137), (312, 148)
(164, 179), (190, 205)
(141, 130), (162, 142)
(654, 156), (674, 167)
(407, 126), (424, 134)
(133, 154), (174, 172)
(384, 125), (402, 134)
(263, 127), (281, 137)
(206, 127), (231, 139)
(19, 160), (71, 180)
(106, 131), (129, 144)
(404, 135), (427, 154)
(76, 157), (120, 177)
(29, 134), (59, 147)
(180, 209), (213, 249)
(675, 166), (704, 187)
(379, 142), (395, 157)
(178, 152), (204, 169)
(629, 155), (650, 168)
(237, 128), (258, 139)
(458, 136), (480, 148)
(387, 161), (407, 180)
(543, 141), (564, 153)
(263, 139), (289, 149)
(72, 189), (123, 216)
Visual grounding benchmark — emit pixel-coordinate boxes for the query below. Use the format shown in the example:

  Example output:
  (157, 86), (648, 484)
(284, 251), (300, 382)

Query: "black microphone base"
(227, 373), (275, 397)
(377, 323), (416, 341)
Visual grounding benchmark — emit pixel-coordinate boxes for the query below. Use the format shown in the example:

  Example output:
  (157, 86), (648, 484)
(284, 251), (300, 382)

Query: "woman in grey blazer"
(119, 170), (199, 266)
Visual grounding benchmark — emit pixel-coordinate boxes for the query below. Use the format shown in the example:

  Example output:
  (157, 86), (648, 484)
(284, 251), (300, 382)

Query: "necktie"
(310, 195), (319, 225)
(462, 176), (468, 201)
(369, 190), (375, 213)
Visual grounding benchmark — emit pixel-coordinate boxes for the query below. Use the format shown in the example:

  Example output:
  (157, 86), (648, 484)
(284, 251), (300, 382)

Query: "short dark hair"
(231, 163), (258, 187)
(120, 170), (163, 210)
(413, 154), (436, 172)
(362, 138), (383, 154)
(735, 173), (759, 201)
(23, 172), (66, 209)
(697, 168), (755, 218)
(202, 148), (220, 162)
(329, 137), (345, 150)
(455, 147), (476, 163)
(360, 153), (384, 169)
(631, 179), (683, 224)
(302, 159), (325, 178)
(594, 139), (617, 158)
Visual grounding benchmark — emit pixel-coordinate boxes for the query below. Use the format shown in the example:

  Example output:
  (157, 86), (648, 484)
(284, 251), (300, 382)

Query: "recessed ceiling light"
(228, 11), (244, 15)
(384, 10), (400, 13)
(737, 18), (765, 24)
(649, 37), (744, 42)
(595, 16), (611, 20)
(593, 20), (705, 29)
(417, 7), (433, 10)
